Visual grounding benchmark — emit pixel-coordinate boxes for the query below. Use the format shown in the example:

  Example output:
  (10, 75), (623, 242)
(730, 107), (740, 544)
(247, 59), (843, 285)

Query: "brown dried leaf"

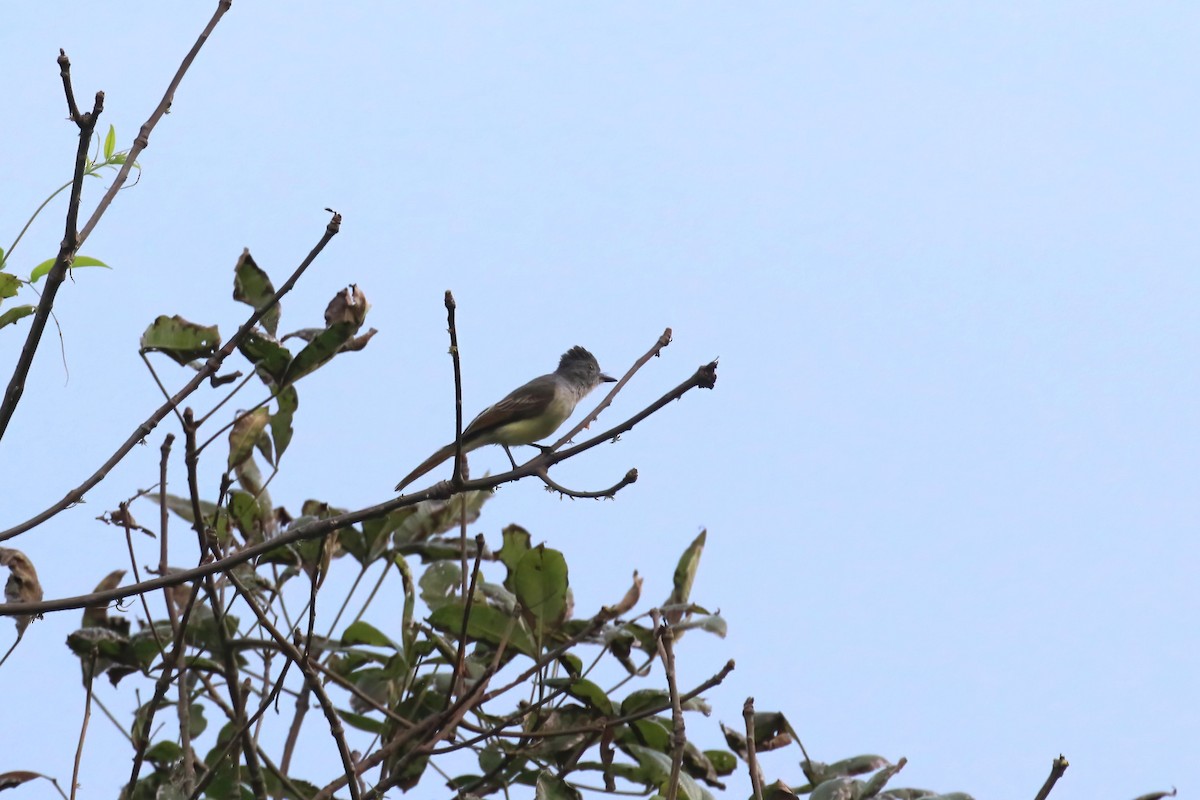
(82, 570), (126, 629)
(0, 771), (46, 791)
(602, 571), (642, 619)
(324, 284), (369, 328)
(0, 548), (44, 637)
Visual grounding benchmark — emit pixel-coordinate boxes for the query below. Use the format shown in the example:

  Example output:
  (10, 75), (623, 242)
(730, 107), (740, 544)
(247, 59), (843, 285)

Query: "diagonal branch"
(76, 0), (233, 247)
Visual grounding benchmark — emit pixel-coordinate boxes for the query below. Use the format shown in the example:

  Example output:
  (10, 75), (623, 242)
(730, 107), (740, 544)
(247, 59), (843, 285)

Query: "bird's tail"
(394, 442), (469, 492)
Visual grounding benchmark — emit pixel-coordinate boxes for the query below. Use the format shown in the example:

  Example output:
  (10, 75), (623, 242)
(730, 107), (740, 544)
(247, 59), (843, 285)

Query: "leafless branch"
(76, 0), (233, 246)
(537, 467), (637, 499)
(450, 533), (486, 702)
(654, 612), (686, 800)
(744, 697), (764, 800)
(550, 327), (674, 451)
(1033, 754), (1069, 800)
(69, 652), (97, 800)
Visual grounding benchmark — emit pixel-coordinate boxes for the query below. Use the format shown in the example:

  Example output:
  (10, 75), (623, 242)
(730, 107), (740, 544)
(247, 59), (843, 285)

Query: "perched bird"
(394, 346), (617, 491)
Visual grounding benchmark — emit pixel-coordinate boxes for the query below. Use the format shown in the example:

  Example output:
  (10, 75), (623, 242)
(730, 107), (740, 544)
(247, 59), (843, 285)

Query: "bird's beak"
(600, 373), (617, 383)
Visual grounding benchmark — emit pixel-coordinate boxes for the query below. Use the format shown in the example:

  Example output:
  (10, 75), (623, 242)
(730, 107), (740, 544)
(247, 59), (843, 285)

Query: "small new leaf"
(29, 255), (109, 284)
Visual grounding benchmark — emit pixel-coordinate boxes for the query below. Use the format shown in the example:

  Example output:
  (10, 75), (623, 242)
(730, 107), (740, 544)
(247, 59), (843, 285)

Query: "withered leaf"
(0, 548), (44, 637)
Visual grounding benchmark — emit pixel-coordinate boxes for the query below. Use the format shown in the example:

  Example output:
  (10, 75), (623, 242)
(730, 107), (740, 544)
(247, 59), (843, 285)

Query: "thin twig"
(123, 580), (203, 797)
(76, 0), (233, 246)
(183, 408), (266, 797)
(157, 432), (194, 790)
(276, 684), (311, 800)
(744, 697), (764, 800)
(549, 327), (673, 451)
(537, 467), (637, 499)
(654, 613), (686, 800)
(445, 290), (466, 487)
(450, 533), (486, 703)
(223, 570), (362, 800)
(140, 352), (187, 427)
(69, 651), (97, 800)
(120, 502), (167, 653)
(186, 658), (295, 800)
(1033, 755), (1069, 800)
(0, 211), (342, 543)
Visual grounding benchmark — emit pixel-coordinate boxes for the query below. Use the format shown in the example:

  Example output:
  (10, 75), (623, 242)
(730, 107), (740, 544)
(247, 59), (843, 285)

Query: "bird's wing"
(463, 374), (558, 441)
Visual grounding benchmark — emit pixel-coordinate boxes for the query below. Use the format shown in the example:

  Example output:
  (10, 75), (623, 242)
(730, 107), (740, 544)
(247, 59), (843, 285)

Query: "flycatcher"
(394, 346), (617, 491)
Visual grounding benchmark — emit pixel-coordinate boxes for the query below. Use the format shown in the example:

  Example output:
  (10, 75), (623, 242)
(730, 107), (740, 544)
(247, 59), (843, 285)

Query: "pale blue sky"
(2, 4), (1197, 798)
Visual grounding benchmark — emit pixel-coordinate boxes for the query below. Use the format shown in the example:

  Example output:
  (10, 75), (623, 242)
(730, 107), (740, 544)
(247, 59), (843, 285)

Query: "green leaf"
(704, 749), (737, 776)
(150, 492), (218, 525)
(139, 315), (220, 366)
(280, 286), (369, 385)
(188, 703), (208, 737)
(337, 707), (385, 735)
(144, 740), (182, 766)
(228, 408), (270, 470)
(232, 249), (280, 336)
(281, 322), (357, 384)
(394, 555), (417, 657)
(0, 305), (35, 330)
(103, 125), (116, 160)
(29, 254), (109, 284)
(28, 259), (55, 283)
(498, 524), (532, 590)
(666, 528), (706, 618)
(534, 771), (582, 800)
(513, 545), (569, 641)
(271, 385), (298, 459)
(391, 490), (491, 546)
(675, 613), (727, 638)
(0, 273), (19, 299)
(418, 561), (461, 611)
(239, 330), (291, 385)
(341, 620), (397, 649)
(626, 745), (708, 800)
(227, 490), (266, 543)
(427, 602), (537, 658)
(543, 677), (614, 716)
(620, 689), (670, 718)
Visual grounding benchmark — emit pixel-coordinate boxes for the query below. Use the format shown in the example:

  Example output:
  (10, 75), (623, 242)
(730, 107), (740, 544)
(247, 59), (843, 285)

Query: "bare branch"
(550, 326), (673, 450)
(654, 612), (686, 800)
(537, 467), (637, 499)
(1034, 755), (1069, 800)
(76, 0), (233, 246)
(744, 697), (764, 800)
(69, 652), (97, 800)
